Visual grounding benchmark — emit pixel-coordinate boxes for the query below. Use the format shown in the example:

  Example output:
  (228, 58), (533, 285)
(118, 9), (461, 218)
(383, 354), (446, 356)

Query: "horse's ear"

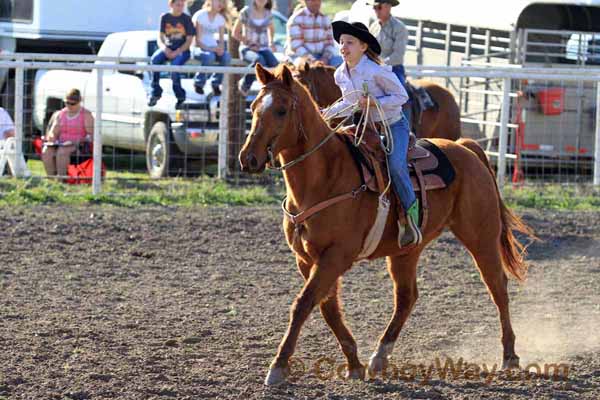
(281, 65), (294, 87)
(256, 63), (275, 85)
(303, 62), (311, 72)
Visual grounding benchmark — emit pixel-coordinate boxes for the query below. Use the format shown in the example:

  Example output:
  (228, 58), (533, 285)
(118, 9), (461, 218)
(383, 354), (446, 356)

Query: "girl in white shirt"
(192, 0), (235, 95)
(329, 20), (422, 247)
(232, 0), (278, 96)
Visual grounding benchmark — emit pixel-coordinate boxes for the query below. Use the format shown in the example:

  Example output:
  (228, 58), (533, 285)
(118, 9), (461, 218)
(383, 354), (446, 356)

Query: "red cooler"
(537, 87), (565, 115)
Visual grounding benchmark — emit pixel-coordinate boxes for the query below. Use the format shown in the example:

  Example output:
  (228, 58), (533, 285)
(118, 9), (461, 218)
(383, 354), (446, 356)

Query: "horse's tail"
(457, 138), (536, 282)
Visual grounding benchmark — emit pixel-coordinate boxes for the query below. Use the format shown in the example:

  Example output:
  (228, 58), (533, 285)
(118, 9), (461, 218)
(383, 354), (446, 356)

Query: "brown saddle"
(338, 124), (453, 231)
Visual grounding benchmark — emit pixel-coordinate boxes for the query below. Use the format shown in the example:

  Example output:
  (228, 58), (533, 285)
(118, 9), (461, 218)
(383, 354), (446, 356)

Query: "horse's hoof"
(346, 365), (366, 380)
(502, 355), (520, 370)
(367, 355), (388, 377)
(264, 367), (287, 386)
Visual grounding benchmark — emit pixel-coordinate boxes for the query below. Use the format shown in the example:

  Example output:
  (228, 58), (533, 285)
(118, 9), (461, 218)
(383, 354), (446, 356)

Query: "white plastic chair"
(0, 137), (31, 178)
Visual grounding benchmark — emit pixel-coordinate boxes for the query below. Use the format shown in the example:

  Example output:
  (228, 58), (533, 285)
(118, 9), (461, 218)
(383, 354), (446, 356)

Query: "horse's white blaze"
(261, 93), (274, 113)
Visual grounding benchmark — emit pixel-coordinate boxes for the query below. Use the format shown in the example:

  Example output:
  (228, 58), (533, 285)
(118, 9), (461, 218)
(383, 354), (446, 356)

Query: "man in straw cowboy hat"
(368, 0), (408, 87)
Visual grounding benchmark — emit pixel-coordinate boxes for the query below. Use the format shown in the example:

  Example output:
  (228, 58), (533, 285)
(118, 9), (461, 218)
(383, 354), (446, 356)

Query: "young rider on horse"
(327, 21), (421, 246)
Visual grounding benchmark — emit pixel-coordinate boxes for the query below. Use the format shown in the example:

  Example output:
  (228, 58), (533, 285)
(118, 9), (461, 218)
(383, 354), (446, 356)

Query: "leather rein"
(259, 82), (367, 225)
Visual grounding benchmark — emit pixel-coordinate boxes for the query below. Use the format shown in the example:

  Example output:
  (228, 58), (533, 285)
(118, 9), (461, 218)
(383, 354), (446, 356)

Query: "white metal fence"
(0, 53), (257, 193)
(2, 55), (600, 192)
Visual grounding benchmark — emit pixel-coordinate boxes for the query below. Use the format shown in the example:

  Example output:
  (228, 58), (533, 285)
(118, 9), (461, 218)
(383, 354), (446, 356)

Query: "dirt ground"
(1, 205), (599, 399)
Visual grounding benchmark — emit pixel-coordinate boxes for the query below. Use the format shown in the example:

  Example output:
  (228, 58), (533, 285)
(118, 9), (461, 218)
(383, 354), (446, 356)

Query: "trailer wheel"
(146, 121), (181, 178)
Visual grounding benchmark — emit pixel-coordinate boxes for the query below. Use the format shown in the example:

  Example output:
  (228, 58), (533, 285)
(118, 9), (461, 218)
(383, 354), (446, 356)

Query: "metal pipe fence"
(1, 58), (600, 192)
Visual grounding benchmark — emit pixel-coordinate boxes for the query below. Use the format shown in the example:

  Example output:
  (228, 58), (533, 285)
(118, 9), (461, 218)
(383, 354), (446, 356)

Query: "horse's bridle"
(258, 82), (336, 171)
(253, 82), (367, 226)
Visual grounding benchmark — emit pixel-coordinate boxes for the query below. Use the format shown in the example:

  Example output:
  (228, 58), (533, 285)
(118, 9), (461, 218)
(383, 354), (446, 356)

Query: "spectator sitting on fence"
(192, 0), (236, 96)
(232, 0), (279, 96)
(0, 106), (16, 176)
(41, 89), (94, 180)
(285, 0), (342, 68)
(0, 107), (14, 140)
(148, 0), (195, 109)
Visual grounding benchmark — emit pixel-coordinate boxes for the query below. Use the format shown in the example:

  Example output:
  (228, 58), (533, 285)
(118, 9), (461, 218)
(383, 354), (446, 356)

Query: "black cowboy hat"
(332, 20), (381, 55)
(367, 0), (400, 6)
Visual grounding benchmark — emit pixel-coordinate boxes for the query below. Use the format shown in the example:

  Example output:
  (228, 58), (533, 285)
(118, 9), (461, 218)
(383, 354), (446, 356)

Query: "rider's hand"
(359, 95), (374, 110)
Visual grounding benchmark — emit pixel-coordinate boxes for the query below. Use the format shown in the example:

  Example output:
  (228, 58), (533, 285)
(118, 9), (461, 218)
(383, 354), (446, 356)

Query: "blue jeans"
(150, 48), (191, 100)
(392, 64), (406, 87)
(387, 115), (416, 211)
(393, 64), (412, 130)
(193, 48), (231, 88)
(241, 48), (279, 88)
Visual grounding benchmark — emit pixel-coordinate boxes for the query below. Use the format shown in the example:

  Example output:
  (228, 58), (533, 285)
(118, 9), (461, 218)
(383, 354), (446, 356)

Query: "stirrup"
(397, 218), (423, 248)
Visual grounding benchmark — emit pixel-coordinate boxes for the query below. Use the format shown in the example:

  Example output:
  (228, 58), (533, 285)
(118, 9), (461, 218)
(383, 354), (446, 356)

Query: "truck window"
(115, 37), (153, 79)
(147, 40), (159, 58)
(0, 0), (33, 22)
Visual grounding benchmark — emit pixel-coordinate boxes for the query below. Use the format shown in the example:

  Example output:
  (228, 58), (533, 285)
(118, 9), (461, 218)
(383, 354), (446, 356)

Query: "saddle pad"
(410, 139), (456, 191)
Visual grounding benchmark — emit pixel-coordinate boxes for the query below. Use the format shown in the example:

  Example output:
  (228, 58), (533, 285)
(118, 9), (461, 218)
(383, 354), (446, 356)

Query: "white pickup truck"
(32, 16), (291, 178)
(33, 31), (224, 178)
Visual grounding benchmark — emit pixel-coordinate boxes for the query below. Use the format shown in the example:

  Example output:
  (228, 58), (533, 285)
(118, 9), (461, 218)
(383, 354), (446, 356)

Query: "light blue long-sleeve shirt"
(327, 55), (408, 123)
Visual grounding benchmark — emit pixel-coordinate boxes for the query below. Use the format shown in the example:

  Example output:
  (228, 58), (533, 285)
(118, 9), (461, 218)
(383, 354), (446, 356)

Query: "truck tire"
(146, 121), (181, 178)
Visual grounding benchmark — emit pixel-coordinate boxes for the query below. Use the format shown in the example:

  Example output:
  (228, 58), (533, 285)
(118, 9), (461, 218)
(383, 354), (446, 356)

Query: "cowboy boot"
(399, 200), (423, 247)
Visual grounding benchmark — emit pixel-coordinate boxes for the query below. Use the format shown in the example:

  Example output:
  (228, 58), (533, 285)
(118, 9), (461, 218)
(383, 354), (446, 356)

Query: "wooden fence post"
(226, 0), (247, 177)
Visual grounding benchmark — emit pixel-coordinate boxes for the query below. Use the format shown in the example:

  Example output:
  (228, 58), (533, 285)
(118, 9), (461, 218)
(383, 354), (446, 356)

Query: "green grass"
(0, 177), (281, 207)
(503, 185), (600, 211)
(4, 161), (600, 210)
(1, 161), (281, 207)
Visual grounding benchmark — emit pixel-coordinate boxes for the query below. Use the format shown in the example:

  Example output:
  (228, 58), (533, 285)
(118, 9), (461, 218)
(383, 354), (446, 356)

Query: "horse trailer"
(0, 0), (168, 53)
(341, 0), (600, 177)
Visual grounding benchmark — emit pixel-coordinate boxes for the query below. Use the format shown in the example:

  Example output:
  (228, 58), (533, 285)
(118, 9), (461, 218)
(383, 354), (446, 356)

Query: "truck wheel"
(146, 121), (180, 178)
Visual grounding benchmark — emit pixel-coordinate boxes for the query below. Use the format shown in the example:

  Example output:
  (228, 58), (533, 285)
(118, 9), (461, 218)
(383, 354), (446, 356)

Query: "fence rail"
(1, 59), (600, 191)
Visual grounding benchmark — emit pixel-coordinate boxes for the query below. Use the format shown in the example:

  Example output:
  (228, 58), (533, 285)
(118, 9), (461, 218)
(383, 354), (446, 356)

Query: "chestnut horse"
(293, 61), (462, 140)
(240, 64), (533, 386)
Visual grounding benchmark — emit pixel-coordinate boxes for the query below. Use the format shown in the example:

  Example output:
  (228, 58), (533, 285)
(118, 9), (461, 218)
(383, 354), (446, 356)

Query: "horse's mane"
(266, 64), (329, 131)
(295, 60), (336, 74)
(309, 61), (336, 73)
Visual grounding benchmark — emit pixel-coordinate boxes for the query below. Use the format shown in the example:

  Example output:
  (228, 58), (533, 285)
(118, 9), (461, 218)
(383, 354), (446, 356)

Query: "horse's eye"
(276, 108), (287, 117)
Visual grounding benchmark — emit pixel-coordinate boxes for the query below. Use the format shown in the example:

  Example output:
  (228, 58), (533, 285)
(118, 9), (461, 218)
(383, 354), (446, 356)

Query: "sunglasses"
(66, 101), (79, 106)
(373, 5), (383, 10)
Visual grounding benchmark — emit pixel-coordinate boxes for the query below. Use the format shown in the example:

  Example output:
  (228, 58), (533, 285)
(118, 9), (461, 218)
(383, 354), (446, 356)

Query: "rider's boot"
(399, 200), (423, 247)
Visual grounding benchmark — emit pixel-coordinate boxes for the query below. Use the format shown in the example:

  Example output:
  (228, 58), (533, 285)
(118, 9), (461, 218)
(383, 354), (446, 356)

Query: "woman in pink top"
(41, 88), (94, 179)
